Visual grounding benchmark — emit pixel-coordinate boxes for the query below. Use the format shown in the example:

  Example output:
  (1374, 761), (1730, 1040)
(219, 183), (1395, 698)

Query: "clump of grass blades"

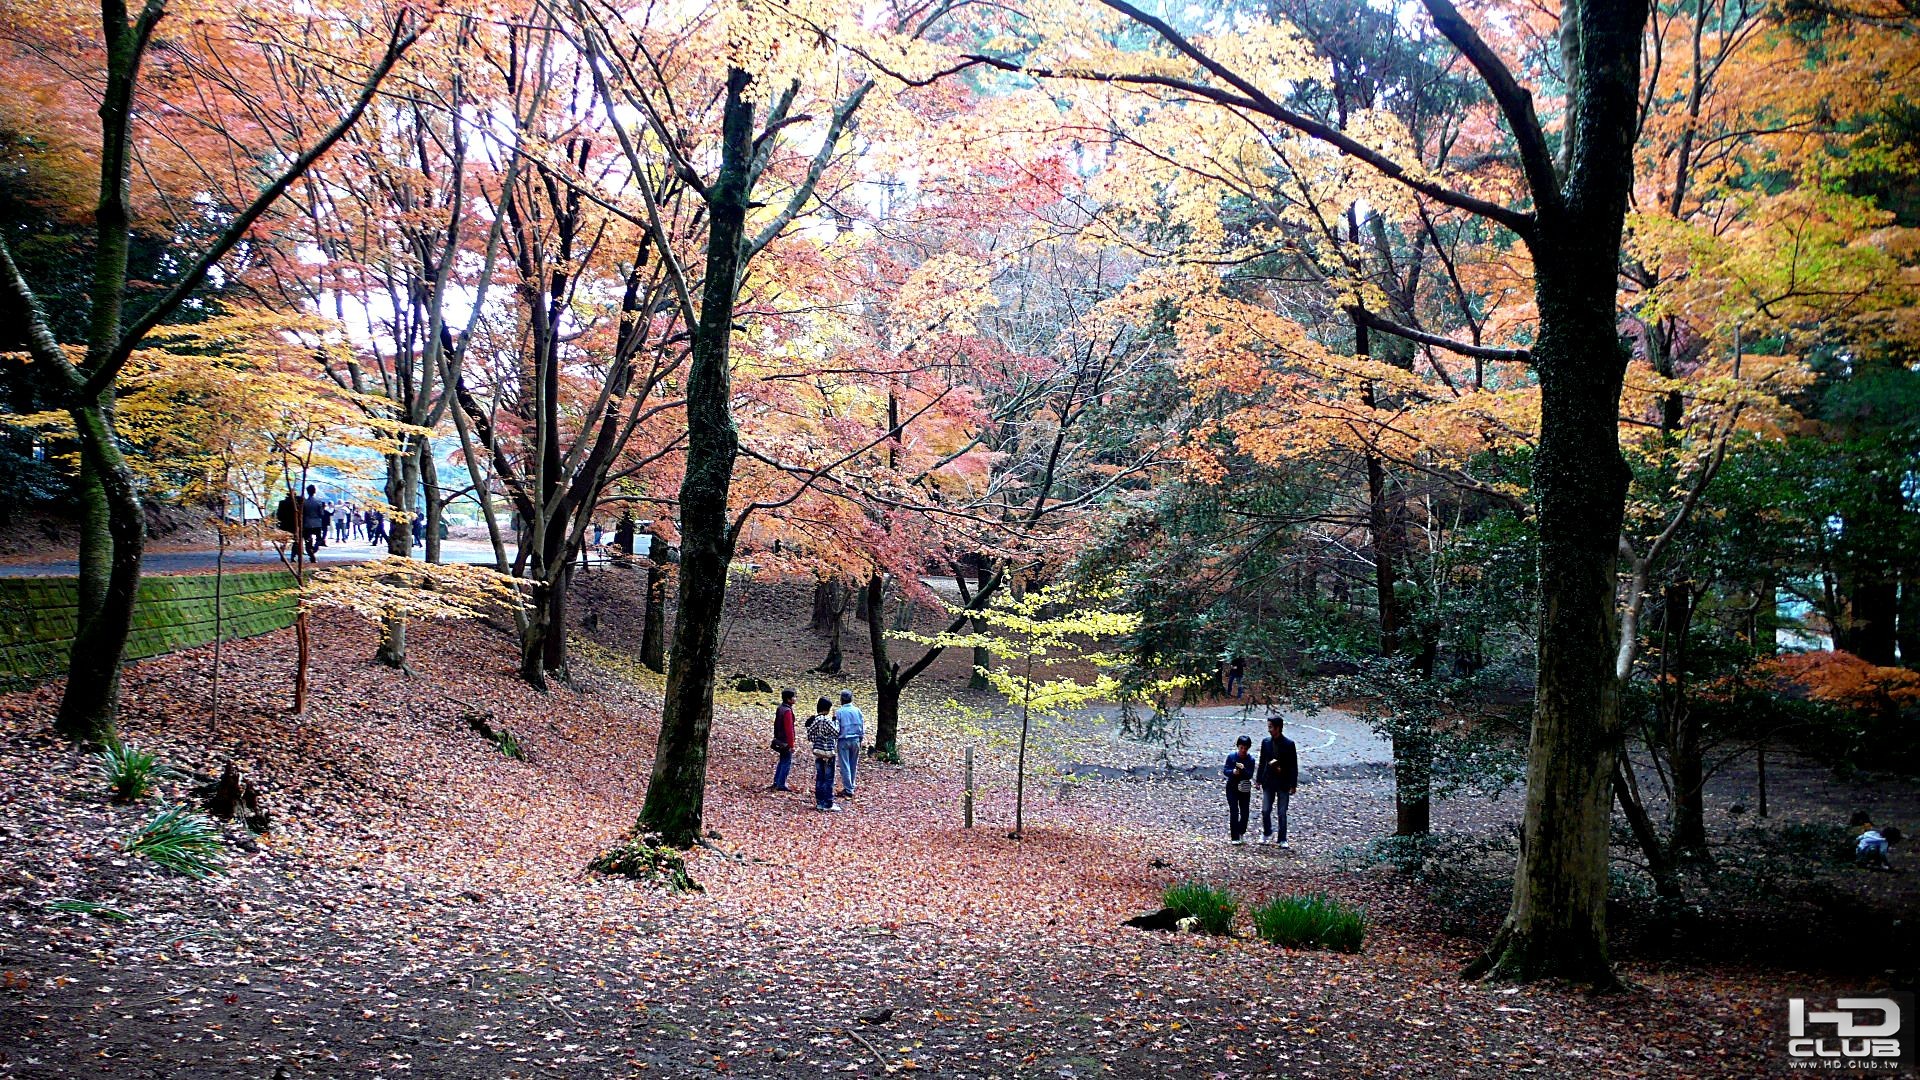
(1251, 893), (1366, 953)
(46, 898), (133, 922)
(125, 805), (227, 880)
(98, 742), (164, 803)
(1162, 879), (1238, 936)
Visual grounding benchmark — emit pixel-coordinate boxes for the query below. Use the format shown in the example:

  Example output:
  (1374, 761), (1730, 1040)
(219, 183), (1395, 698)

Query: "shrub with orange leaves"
(1759, 651), (1920, 716)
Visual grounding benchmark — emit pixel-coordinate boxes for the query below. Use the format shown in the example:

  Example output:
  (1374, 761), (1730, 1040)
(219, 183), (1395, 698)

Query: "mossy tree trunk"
(637, 68), (754, 848)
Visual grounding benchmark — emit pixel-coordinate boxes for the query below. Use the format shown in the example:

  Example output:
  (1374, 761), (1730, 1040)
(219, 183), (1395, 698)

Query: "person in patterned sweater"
(806, 696), (840, 813)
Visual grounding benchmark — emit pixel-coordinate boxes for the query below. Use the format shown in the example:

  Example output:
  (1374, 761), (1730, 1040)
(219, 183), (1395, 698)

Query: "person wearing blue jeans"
(770, 689), (797, 792)
(806, 696), (840, 812)
(1257, 715), (1299, 847)
(833, 690), (865, 798)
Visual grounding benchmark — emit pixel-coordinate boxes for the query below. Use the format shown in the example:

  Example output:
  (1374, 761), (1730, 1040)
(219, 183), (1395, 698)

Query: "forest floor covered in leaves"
(0, 575), (1912, 1078)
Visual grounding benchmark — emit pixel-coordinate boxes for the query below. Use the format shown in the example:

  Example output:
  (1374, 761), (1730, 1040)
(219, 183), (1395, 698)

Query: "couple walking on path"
(1223, 716), (1298, 847)
(771, 689), (866, 812)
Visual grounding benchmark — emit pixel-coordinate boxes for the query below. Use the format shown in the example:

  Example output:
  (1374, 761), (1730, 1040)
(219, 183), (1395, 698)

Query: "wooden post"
(964, 745), (974, 829)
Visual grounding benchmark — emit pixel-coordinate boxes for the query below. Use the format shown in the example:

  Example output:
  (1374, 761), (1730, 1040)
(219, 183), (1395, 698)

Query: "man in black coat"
(1256, 715), (1299, 848)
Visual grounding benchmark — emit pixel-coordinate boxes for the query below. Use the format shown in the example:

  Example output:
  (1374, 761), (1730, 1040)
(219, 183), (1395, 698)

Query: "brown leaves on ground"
(0, 607), (1838, 1077)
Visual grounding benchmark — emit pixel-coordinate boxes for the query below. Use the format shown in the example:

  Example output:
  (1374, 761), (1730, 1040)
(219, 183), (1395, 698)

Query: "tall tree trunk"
(637, 68), (753, 848)
(1467, 253), (1634, 986)
(640, 532), (667, 674)
(1356, 299), (1430, 838)
(49, 0), (150, 744)
(1457, 0), (1647, 987)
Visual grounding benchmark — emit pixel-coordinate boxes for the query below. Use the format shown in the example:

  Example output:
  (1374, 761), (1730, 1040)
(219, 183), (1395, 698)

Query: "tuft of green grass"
(46, 898), (133, 922)
(124, 805), (227, 880)
(1251, 892), (1367, 953)
(97, 743), (165, 803)
(1162, 879), (1239, 936)
(492, 727), (525, 761)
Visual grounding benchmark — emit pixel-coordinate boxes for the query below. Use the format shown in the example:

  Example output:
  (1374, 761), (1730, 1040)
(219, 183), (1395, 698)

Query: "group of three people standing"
(771, 688), (865, 812)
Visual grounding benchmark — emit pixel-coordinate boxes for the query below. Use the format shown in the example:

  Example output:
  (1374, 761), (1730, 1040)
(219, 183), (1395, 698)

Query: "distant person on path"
(806, 695), (840, 812)
(299, 485), (329, 559)
(365, 507), (386, 545)
(1226, 655), (1246, 699)
(833, 690), (865, 798)
(1224, 735), (1255, 844)
(1257, 715), (1299, 848)
(770, 688), (797, 792)
(411, 512), (426, 548)
(334, 502), (352, 543)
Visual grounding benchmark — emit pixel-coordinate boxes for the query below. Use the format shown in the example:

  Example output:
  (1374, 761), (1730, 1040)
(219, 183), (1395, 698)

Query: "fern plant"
(124, 805), (227, 880)
(97, 743), (165, 803)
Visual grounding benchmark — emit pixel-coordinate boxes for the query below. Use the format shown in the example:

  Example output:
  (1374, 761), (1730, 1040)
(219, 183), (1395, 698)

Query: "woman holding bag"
(806, 695), (841, 813)
(1223, 735), (1255, 845)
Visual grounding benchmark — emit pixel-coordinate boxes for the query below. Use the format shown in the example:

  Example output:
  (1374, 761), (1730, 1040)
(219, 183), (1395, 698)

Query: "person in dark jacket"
(1223, 735), (1256, 844)
(299, 485), (329, 559)
(1257, 715), (1299, 847)
(770, 688), (797, 792)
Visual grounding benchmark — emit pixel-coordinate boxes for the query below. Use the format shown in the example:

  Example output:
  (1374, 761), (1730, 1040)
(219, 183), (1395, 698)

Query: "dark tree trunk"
(542, 561), (571, 673)
(1613, 759), (1680, 898)
(640, 533), (667, 674)
(969, 563), (993, 690)
(637, 68), (753, 848)
(1661, 584), (1709, 862)
(1458, 0), (1648, 989)
(1469, 253), (1634, 986)
(811, 578), (833, 632)
(1837, 574), (1899, 666)
(866, 572), (902, 754)
(54, 406), (143, 743)
(816, 577), (845, 675)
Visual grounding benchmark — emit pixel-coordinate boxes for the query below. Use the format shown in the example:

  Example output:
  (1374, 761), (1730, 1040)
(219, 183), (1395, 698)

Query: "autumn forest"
(0, 0), (1916, 1074)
